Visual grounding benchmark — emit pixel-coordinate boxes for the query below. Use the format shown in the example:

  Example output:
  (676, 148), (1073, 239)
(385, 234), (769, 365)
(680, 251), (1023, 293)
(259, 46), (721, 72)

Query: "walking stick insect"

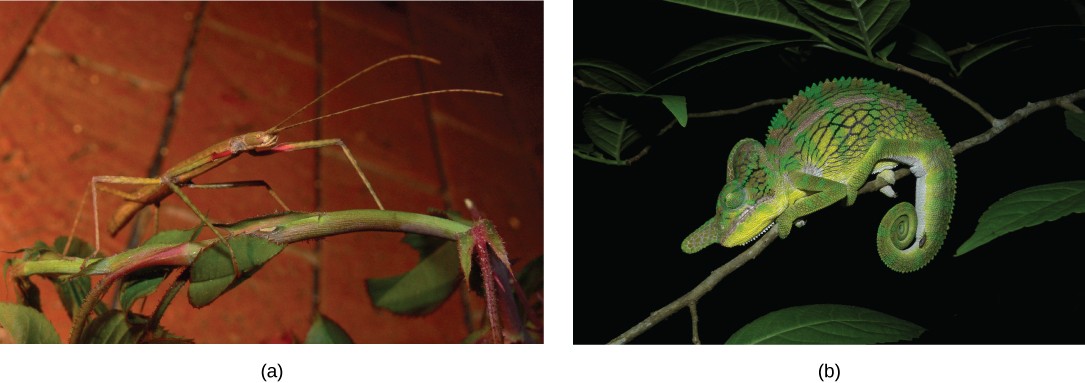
(61, 54), (501, 278)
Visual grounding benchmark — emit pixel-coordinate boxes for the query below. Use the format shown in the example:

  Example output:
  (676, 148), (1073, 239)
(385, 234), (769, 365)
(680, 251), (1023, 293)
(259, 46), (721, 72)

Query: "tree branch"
(611, 86), (1085, 344)
(887, 59), (997, 123)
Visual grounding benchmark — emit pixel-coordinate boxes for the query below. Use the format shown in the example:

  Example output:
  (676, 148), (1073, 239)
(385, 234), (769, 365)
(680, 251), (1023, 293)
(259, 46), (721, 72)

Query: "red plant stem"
(474, 225), (503, 344)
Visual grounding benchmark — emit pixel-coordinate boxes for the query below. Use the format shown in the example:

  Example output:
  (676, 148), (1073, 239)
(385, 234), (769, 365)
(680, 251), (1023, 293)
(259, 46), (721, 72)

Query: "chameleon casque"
(681, 78), (956, 273)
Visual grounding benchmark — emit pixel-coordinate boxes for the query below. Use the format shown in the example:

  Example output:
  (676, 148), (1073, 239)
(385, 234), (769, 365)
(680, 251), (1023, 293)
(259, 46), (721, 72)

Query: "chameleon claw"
(879, 185), (898, 198)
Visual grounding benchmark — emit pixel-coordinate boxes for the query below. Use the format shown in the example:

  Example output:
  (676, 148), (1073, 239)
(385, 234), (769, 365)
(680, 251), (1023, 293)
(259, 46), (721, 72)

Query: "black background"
(574, 1), (1085, 344)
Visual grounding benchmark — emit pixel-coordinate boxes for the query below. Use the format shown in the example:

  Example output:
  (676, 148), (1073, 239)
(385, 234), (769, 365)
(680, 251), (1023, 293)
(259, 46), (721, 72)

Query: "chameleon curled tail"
(681, 77), (956, 273)
(875, 141), (956, 272)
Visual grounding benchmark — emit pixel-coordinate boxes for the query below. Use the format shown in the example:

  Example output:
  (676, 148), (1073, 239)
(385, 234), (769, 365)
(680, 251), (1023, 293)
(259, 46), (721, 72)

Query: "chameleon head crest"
(682, 139), (786, 253)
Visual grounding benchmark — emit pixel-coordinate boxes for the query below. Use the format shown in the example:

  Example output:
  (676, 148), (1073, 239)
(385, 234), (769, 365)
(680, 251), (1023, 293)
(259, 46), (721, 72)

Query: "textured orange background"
(0, 2), (542, 343)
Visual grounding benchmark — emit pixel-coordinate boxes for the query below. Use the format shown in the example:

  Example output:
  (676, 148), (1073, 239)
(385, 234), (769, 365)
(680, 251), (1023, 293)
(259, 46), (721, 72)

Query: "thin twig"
(608, 226), (778, 344)
(688, 98), (790, 118)
(611, 86), (1085, 344)
(689, 302), (701, 345)
(887, 59), (997, 123)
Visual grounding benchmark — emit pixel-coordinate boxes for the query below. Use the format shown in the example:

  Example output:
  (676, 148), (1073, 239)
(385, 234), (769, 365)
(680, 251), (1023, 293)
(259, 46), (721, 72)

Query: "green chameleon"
(681, 78), (956, 273)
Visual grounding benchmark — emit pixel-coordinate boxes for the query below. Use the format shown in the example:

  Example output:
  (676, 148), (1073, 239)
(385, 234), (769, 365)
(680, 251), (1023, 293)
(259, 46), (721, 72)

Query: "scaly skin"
(681, 78), (956, 273)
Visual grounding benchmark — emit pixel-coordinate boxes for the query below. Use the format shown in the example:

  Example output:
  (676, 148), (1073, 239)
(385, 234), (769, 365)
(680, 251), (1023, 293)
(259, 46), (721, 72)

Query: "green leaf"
(955, 25), (1085, 74)
(726, 304), (924, 344)
(957, 39), (1021, 74)
(54, 236), (94, 259)
(784, 0), (910, 57)
(905, 28), (955, 72)
(305, 314), (353, 344)
(0, 302), (61, 343)
(188, 236), (285, 307)
(660, 95), (688, 127)
(78, 310), (186, 344)
(80, 310), (140, 344)
(666, 0), (822, 38)
(143, 227), (201, 246)
(573, 59), (650, 92)
(53, 275), (104, 319)
(517, 256), (543, 297)
(956, 181), (1085, 256)
(118, 270), (169, 311)
(366, 240), (462, 315)
(582, 104), (640, 161)
(655, 38), (812, 87)
(1066, 111), (1085, 142)
(875, 40), (896, 59)
(457, 233), (475, 285)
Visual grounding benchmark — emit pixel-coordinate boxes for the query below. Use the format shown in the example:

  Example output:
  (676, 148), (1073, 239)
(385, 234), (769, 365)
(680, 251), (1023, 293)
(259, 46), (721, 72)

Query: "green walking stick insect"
(62, 54), (502, 278)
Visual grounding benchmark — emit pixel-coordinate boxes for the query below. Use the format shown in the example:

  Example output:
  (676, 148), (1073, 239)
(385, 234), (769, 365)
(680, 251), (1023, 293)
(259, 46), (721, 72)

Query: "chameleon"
(681, 77), (956, 273)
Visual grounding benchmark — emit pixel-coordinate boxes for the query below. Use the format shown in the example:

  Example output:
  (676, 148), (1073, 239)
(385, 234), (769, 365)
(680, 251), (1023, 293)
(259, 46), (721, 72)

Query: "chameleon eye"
(723, 190), (744, 210)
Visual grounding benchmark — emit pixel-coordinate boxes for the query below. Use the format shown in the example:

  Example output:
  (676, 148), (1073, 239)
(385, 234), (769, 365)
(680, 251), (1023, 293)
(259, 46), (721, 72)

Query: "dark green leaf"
(188, 236), (285, 307)
(955, 25), (1085, 74)
(0, 302), (61, 343)
(666, 0), (821, 37)
(785, 0), (909, 57)
(53, 236), (93, 259)
(956, 181), (1085, 256)
(573, 59), (650, 92)
(958, 39), (1021, 74)
(118, 270), (170, 311)
(582, 104), (640, 161)
(660, 95), (688, 127)
(366, 240), (462, 315)
(875, 40), (896, 59)
(517, 256), (543, 297)
(1066, 111), (1085, 142)
(659, 35), (787, 70)
(458, 233), (475, 284)
(78, 310), (186, 343)
(13, 277), (41, 311)
(143, 227), (201, 246)
(305, 314), (353, 344)
(726, 304), (924, 344)
(655, 38), (812, 87)
(401, 233), (445, 259)
(80, 310), (139, 344)
(53, 275), (104, 319)
(906, 28), (955, 72)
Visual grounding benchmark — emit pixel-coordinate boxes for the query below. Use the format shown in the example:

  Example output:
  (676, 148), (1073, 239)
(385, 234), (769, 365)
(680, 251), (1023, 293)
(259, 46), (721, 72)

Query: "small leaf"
(957, 39), (1021, 74)
(517, 256), (543, 297)
(573, 59), (650, 92)
(726, 304), (924, 344)
(875, 40), (897, 59)
(366, 240), (462, 315)
(956, 181), (1085, 256)
(660, 95), (688, 127)
(188, 236), (285, 307)
(1066, 111), (1085, 142)
(457, 233), (475, 285)
(53, 236), (93, 259)
(118, 270), (170, 311)
(0, 302), (61, 344)
(305, 314), (353, 344)
(905, 28), (956, 72)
